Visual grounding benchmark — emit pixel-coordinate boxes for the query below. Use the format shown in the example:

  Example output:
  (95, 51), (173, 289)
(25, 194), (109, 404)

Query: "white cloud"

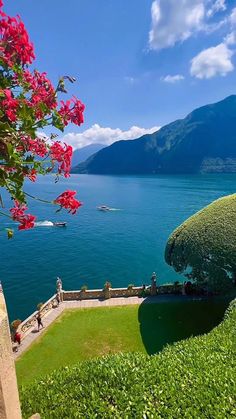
(224, 7), (236, 45)
(149, 0), (205, 50)
(230, 7), (236, 26)
(207, 0), (226, 18)
(161, 74), (185, 83)
(190, 42), (234, 79)
(148, 0), (229, 51)
(60, 124), (161, 150)
(224, 31), (236, 46)
(190, 4), (236, 80)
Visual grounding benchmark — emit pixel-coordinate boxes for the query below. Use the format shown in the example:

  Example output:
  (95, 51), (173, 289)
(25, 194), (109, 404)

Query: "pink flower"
(29, 70), (57, 116)
(10, 200), (36, 230)
(58, 97), (85, 126)
(50, 142), (73, 178)
(54, 190), (82, 214)
(18, 214), (36, 230)
(10, 200), (27, 219)
(0, 14), (35, 66)
(20, 136), (48, 157)
(1, 89), (18, 122)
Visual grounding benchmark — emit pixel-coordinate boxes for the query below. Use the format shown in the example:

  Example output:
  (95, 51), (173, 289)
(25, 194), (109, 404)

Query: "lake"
(1, 173), (236, 321)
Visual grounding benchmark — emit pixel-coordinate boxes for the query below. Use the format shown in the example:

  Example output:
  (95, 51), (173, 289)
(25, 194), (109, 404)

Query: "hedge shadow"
(138, 296), (229, 355)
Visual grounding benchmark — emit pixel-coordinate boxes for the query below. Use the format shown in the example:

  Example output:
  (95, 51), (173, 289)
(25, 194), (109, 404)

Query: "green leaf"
(52, 114), (65, 132)
(6, 228), (14, 239)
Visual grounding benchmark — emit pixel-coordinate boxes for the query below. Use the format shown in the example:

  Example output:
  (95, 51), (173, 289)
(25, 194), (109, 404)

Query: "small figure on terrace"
(56, 291), (61, 305)
(150, 272), (157, 296)
(36, 312), (44, 331)
(14, 331), (21, 348)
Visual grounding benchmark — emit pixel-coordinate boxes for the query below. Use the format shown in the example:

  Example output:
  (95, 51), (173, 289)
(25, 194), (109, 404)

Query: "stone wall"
(0, 291), (22, 419)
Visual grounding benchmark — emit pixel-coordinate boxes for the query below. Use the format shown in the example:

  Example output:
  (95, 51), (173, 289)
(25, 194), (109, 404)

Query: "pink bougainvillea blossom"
(55, 190), (82, 214)
(50, 141), (73, 177)
(1, 89), (18, 122)
(10, 200), (27, 220)
(58, 97), (85, 126)
(0, 13), (35, 66)
(18, 214), (36, 230)
(30, 70), (57, 117)
(19, 136), (48, 157)
(10, 200), (36, 230)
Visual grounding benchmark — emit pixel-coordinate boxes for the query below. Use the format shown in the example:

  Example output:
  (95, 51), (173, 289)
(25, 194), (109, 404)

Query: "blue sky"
(5, 0), (236, 148)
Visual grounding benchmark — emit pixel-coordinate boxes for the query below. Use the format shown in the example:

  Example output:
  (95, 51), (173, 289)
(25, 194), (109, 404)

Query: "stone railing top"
(63, 286), (143, 293)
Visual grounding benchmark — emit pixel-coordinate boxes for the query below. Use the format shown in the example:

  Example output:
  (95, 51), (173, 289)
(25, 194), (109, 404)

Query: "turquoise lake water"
(1, 173), (236, 321)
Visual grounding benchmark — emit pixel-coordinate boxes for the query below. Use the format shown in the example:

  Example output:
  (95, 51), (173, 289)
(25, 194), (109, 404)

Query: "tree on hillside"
(165, 194), (236, 293)
(0, 1), (85, 237)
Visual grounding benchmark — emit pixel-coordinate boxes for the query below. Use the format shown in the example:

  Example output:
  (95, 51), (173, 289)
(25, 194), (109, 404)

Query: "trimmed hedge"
(165, 194), (236, 292)
(20, 300), (236, 418)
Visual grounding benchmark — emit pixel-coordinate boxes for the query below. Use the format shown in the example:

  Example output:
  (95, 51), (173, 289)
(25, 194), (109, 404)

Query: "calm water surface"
(1, 173), (235, 321)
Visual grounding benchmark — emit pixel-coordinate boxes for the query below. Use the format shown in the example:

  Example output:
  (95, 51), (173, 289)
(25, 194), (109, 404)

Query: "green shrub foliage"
(165, 194), (236, 292)
(20, 301), (236, 418)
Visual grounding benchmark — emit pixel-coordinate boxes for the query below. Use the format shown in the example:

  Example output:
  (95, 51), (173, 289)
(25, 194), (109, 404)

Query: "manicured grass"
(16, 305), (144, 385)
(16, 299), (228, 386)
(20, 300), (236, 419)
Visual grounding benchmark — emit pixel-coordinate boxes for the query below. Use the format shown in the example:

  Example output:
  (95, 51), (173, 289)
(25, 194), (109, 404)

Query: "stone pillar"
(0, 289), (22, 419)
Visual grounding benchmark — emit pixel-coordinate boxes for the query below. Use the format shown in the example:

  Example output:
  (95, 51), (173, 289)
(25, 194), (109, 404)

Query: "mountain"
(72, 95), (236, 174)
(72, 143), (105, 167)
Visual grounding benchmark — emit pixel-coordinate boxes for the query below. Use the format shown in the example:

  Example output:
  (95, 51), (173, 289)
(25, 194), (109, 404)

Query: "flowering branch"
(0, 1), (85, 236)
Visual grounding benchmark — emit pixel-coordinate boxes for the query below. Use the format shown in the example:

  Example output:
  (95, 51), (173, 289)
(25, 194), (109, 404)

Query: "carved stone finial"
(56, 277), (62, 292)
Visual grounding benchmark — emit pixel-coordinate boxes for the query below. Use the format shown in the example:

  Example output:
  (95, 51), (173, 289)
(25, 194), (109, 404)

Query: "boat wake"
(97, 205), (122, 212)
(109, 208), (122, 211)
(35, 220), (54, 227)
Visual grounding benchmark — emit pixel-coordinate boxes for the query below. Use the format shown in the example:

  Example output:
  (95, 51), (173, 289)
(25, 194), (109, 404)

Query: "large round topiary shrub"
(165, 194), (236, 293)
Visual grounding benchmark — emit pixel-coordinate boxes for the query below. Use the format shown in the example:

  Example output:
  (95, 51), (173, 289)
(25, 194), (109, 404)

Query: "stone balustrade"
(62, 286), (144, 301)
(18, 294), (58, 339)
(16, 283), (183, 341)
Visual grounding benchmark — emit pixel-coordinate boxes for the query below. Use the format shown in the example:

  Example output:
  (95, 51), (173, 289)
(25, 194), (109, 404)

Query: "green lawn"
(16, 299), (228, 386)
(20, 300), (236, 419)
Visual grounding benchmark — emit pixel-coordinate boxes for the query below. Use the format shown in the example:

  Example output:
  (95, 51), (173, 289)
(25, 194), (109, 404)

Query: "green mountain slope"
(72, 95), (236, 174)
(72, 143), (105, 167)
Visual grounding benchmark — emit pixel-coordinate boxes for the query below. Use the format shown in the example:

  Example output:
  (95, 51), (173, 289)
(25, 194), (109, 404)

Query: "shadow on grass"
(138, 296), (229, 355)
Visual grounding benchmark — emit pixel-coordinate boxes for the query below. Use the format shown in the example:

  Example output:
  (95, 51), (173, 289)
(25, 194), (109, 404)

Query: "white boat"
(53, 222), (67, 227)
(97, 205), (111, 212)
